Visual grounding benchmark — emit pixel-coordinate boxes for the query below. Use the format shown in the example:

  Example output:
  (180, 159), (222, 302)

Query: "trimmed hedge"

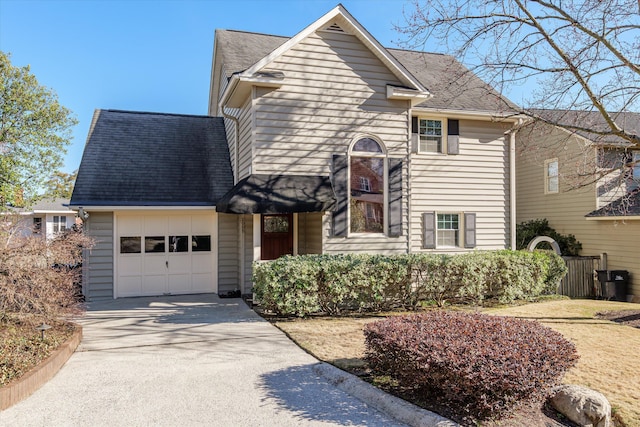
(364, 311), (579, 420)
(252, 251), (567, 316)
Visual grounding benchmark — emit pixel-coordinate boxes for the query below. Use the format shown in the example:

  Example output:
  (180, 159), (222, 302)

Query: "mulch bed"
(595, 310), (640, 328)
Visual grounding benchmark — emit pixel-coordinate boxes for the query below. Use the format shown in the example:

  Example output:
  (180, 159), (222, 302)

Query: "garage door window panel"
(192, 235), (211, 252)
(145, 236), (166, 253)
(169, 235), (189, 252)
(121, 237), (142, 254)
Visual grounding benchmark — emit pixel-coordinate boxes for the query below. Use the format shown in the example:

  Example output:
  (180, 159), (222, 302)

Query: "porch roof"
(215, 174), (336, 214)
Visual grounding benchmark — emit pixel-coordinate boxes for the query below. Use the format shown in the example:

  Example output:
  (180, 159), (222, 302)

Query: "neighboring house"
(516, 110), (640, 301)
(71, 5), (519, 300)
(6, 198), (76, 240)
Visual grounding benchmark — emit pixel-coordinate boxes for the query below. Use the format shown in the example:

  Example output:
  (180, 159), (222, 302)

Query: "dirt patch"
(595, 310), (640, 328)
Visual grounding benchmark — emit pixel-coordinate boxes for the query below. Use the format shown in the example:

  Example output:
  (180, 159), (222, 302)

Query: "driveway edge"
(0, 324), (82, 410)
(312, 362), (459, 427)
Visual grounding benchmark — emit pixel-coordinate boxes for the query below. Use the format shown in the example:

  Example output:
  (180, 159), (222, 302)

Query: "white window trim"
(417, 117), (447, 154)
(436, 212), (462, 249)
(544, 158), (559, 194)
(348, 135), (388, 236)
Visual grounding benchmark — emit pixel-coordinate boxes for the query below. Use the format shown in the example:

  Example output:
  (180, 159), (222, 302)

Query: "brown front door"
(261, 214), (293, 260)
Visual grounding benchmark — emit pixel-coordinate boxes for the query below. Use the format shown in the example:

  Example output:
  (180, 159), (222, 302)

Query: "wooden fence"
(559, 256), (602, 298)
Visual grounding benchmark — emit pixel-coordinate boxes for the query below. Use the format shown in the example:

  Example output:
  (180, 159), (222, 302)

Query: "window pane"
(145, 236), (165, 253)
(192, 235), (211, 252)
(437, 214), (459, 247)
(352, 137), (382, 153)
(350, 156), (384, 233)
(169, 235), (189, 252)
(263, 216), (289, 233)
(419, 119), (442, 153)
(548, 176), (559, 193)
(120, 237), (141, 254)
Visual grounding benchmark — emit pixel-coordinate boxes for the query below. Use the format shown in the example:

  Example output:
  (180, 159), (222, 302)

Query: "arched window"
(349, 137), (386, 233)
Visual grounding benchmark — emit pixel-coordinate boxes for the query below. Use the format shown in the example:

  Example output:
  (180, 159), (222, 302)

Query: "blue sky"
(0, 0), (419, 174)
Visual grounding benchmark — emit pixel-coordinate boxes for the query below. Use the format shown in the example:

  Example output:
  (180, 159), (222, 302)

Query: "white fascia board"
(412, 107), (522, 123)
(69, 205), (217, 212)
(239, 5), (429, 95)
(585, 216), (640, 221)
(386, 85), (433, 106)
(220, 73), (284, 109)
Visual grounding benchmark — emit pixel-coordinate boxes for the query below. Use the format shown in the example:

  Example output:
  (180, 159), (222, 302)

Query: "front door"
(261, 214), (293, 260)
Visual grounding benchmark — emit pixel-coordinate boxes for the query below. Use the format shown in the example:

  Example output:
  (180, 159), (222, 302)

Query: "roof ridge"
(102, 109), (220, 119)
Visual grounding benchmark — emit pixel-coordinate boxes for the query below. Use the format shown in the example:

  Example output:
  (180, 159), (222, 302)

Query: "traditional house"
(5, 198), (76, 240)
(516, 110), (639, 301)
(71, 5), (519, 300)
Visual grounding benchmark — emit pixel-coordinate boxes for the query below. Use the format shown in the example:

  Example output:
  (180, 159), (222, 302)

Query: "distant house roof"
(5, 198), (72, 215)
(528, 109), (640, 146)
(214, 29), (517, 114)
(70, 110), (233, 207)
(216, 175), (336, 214)
(586, 189), (640, 218)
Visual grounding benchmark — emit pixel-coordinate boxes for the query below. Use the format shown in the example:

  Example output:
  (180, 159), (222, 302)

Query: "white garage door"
(116, 212), (217, 298)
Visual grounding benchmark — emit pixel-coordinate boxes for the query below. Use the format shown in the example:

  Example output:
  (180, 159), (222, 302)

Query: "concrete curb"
(312, 362), (459, 427)
(0, 324), (82, 411)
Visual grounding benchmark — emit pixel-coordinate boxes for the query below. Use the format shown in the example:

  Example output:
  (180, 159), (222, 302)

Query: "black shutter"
(332, 154), (348, 237)
(388, 158), (403, 237)
(411, 116), (419, 134)
(422, 212), (436, 249)
(464, 212), (476, 248)
(447, 119), (460, 155)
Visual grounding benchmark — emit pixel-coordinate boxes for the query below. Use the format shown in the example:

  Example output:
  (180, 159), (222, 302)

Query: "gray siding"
(242, 215), (254, 294)
(298, 213), (323, 254)
(84, 212), (114, 300)
(410, 119), (511, 253)
(237, 99), (253, 180)
(217, 213), (239, 293)
(517, 127), (640, 298)
(252, 30), (410, 254)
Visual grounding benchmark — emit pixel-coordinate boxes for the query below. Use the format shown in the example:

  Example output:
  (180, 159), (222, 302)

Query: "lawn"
(274, 299), (640, 426)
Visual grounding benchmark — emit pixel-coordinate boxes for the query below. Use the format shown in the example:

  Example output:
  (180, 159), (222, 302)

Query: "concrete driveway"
(0, 294), (437, 426)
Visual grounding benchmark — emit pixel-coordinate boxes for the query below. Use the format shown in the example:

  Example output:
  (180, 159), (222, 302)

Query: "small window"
(145, 236), (165, 253)
(169, 235), (189, 252)
(419, 119), (443, 153)
(53, 216), (67, 233)
(263, 216), (290, 233)
(437, 213), (459, 247)
(33, 217), (42, 234)
(120, 237), (142, 254)
(359, 176), (371, 192)
(545, 159), (559, 194)
(192, 235), (211, 252)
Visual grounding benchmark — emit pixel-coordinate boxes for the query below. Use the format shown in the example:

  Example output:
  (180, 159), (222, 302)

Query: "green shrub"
(252, 251), (567, 316)
(516, 218), (582, 255)
(364, 311), (579, 420)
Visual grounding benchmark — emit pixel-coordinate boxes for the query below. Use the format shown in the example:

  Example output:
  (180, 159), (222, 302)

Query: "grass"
(274, 299), (640, 426)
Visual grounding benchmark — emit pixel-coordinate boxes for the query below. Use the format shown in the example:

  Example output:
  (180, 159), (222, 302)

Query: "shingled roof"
(70, 110), (233, 207)
(528, 109), (640, 146)
(586, 189), (640, 218)
(214, 29), (516, 113)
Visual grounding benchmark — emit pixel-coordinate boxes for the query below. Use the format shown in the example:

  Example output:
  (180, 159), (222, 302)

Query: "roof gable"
(71, 110), (233, 207)
(218, 4), (430, 109)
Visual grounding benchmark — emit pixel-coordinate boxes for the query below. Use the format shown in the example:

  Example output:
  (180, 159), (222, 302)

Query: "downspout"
(221, 107), (239, 184)
(509, 120), (521, 250)
(406, 103), (413, 254)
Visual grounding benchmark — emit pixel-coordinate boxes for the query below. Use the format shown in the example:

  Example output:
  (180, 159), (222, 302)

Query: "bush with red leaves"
(364, 311), (579, 420)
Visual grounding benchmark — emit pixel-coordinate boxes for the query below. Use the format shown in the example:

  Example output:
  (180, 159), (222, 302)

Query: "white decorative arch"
(527, 236), (562, 255)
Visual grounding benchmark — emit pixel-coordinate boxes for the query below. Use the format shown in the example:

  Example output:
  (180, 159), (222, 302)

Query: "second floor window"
(545, 159), (559, 194)
(419, 119), (443, 153)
